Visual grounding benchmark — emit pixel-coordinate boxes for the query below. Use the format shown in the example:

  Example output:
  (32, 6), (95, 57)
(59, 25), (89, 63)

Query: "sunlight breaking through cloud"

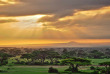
(0, 0), (18, 6)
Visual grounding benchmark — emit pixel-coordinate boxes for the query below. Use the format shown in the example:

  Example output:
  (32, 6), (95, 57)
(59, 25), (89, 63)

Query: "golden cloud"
(0, 19), (18, 23)
(37, 6), (110, 39)
(0, 0), (19, 6)
(0, 6), (110, 42)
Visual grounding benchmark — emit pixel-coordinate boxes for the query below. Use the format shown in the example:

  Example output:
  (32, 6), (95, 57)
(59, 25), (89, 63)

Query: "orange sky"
(0, 39), (110, 45)
(0, 0), (110, 45)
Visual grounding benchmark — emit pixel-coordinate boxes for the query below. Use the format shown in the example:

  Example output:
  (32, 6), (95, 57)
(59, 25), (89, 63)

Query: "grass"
(0, 65), (94, 74)
(0, 59), (110, 74)
(90, 59), (110, 65)
(0, 66), (69, 74)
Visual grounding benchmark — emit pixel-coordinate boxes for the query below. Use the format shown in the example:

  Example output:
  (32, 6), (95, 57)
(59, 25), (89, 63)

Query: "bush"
(100, 69), (106, 73)
(6, 63), (14, 67)
(95, 67), (102, 71)
(92, 70), (100, 74)
(65, 66), (72, 71)
(34, 62), (42, 65)
(90, 66), (95, 70)
(48, 67), (58, 73)
(44, 61), (49, 65)
(0, 60), (8, 66)
(0, 69), (7, 72)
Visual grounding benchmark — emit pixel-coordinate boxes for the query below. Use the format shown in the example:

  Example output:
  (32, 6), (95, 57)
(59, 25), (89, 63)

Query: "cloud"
(0, 0), (19, 6)
(37, 6), (110, 39)
(0, 1), (110, 40)
(0, 0), (110, 17)
(0, 19), (18, 23)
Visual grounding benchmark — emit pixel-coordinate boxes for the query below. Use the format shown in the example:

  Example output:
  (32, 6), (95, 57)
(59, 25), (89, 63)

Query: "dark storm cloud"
(0, 0), (110, 16)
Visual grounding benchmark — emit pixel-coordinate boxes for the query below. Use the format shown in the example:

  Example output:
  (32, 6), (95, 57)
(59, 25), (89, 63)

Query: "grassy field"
(0, 59), (110, 74)
(0, 66), (69, 74)
(90, 59), (110, 65)
(0, 66), (93, 74)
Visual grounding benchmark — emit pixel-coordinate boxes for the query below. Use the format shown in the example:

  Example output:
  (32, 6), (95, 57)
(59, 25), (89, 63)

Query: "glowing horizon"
(0, 0), (110, 46)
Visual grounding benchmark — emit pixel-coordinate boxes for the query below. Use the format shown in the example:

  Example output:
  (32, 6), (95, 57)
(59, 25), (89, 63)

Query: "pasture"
(0, 59), (110, 74)
(0, 66), (92, 74)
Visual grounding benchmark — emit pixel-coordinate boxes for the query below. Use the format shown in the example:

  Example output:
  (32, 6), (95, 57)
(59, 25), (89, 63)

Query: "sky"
(0, 0), (110, 45)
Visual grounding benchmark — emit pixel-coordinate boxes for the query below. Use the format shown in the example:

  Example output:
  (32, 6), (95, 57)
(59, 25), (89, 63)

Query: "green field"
(0, 59), (110, 74)
(90, 59), (110, 65)
(0, 66), (93, 74)
(0, 66), (68, 74)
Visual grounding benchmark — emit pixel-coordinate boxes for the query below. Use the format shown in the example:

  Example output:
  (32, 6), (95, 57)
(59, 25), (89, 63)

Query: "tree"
(89, 50), (104, 59)
(99, 62), (110, 74)
(21, 54), (33, 62)
(77, 50), (87, 58)
(0, 52), (10, 65)
(62, 48), (68, 54)
(62, 48), (70, 59)
(32, 50), (48, 64)
(0, 49), (8, 53)
(68, 50), (76, 57)
(105, 48), (110, 58)
(61, 57), (91, 72)
(8, 48), (22, 57)
(47, 50), (61, 64)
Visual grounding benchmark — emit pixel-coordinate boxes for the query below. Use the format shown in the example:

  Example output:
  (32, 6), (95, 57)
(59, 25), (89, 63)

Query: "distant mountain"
(1, 41), (110, 48)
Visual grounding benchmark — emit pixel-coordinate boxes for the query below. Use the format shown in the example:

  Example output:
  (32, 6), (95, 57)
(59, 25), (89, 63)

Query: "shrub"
(68, 71), (73, 74)
(0, 69), (7, 72)
(95, 67), (102, 71)
(48, 67), (58, 73)
(100, 69), (106, 73)
(92, 70), (100, 74)
(90, 66), (95, 70)
(7, 68), (11, 70)
(34, 62), (42, 65)
(0, 60), (8, 66)
(65, 66), (72, 71)
(44, 61), (49, 65)
(20, 61), (26, 65)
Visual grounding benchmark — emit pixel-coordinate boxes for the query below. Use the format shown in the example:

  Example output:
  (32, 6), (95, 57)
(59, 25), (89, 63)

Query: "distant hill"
(0, 41), (110, 48)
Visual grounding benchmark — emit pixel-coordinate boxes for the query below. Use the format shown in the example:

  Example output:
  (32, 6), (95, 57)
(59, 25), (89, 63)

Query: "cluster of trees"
(62, 48), (110, 59)
(0, 52), (9, 66)
(0, 47), (110, 66)
(48, 58), (110, 73)
(20, 50), (61, 65)
(61, 57), (91, 72)
(0, 47), (110, 58)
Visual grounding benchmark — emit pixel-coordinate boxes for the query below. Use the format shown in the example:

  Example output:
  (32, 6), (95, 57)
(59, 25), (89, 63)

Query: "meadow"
(91, 59), (110, 65)
(0, 59), (110, 74)
(0, 66), (92, 74)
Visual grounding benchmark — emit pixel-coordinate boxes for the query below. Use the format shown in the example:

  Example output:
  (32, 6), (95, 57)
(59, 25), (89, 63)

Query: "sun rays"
(0, 0), (18, 6)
